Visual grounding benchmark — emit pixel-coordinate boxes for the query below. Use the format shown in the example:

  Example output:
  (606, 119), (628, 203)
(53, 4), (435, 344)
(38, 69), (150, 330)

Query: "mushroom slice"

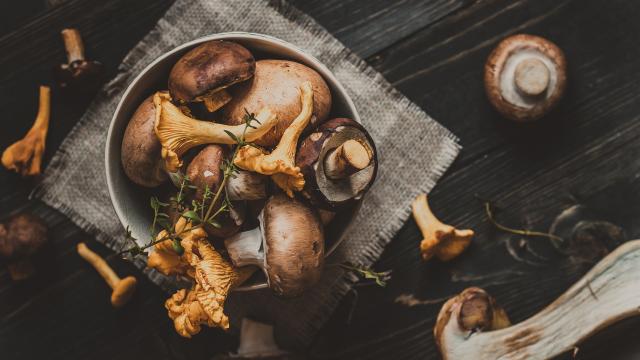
(412, 194), (474, 261)
(153, 92), (277, 172)
(168, 40), (255, 112)
(225, 194), (324, 297)
(2, 86), (50, 177)
(234, 81), (313, 197)
(297, 117), (377, 209)
(164, 227), (255, 337)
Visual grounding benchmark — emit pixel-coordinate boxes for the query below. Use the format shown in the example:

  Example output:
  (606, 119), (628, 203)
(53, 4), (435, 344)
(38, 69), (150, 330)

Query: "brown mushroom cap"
(0, 213), (48, 280)
(186, 145), (243, 238)
(262, 194), (324, 297)
(0, 213), (48, 260)
(484, 34), (567, 122)
(168, 40), (255, 103)
(186, 145), (226, 202)
(121, 95), (167, 187)
(296, 118), (377, 209)
(222, 60), (332, 148)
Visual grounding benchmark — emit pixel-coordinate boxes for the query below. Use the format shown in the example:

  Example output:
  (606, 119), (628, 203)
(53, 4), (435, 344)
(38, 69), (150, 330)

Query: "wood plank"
(311, 0), (640, 358)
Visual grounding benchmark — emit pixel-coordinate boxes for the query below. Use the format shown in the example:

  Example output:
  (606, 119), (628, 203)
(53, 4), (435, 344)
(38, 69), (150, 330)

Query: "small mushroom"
(168, 41), (255, 113)
(224, 193), (324, 297)
(163, 224), (256, 337)
(185, 145), (244, 238)
(77, 242), (137, 307)
(225, 170), (268, 201)
(2, 86), (51, 177)
(412, 194), (474, 261)
(297, 117), (377, 209)
(485, 34), (567, 121)
(233, 82), (314, 197)
(154, 91), (278, 172)
(53, 28), (104, 93)
(121, 95), (168, 187)
(0, 213), (48, 280)
(223, 60), (332, 147)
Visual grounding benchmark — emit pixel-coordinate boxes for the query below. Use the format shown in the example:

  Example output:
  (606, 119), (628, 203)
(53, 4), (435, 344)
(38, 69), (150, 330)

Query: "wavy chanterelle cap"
(234, 81), (314, 197)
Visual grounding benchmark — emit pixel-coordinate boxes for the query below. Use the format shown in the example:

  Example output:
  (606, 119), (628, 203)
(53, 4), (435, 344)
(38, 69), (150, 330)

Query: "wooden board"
(2, 0), (640, 359)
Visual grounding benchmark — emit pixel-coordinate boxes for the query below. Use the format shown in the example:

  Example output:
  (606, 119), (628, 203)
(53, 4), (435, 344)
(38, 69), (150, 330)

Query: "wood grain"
(2, 0), (640, 359)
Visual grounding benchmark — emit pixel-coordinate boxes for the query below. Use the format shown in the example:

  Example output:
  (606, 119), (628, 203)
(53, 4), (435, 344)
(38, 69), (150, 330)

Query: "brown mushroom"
(53, 28), (104, 93)
(2, 86), (51, 177)
(296, 118), (377, 209)
(222, 60), (332, 147)
(168, 40), (255, 113)
(0, 213), (48, 280)
(121, 94), (168, 187)
(224, 193), (324, 297)
(185, 145), (244, 238)
(225, 170), (268, 201)
(485, 34), (567, 122)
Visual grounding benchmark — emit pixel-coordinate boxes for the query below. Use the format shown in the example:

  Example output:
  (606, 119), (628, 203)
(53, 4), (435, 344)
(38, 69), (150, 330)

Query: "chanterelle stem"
(77, 242), (120, 289)
(61, 28), (85, 63)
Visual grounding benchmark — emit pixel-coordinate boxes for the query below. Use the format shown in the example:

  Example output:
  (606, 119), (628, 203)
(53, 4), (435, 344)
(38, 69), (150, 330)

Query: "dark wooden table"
(2, 0), (640, 359)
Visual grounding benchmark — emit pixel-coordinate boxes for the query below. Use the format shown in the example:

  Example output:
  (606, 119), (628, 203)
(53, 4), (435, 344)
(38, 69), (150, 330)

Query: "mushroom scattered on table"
(153, 91), (278, 172)
(224, 193), (324, 297)
(169, 40), (255, 113)
(234, 81), (314, 197)
(2, 86), (51, 177)
(297, 117), (377, 209)
(53, 28), (104, 93)
(77, 242), (137, 308)
(121, 94), (168, 187)
(435, 239), (640, 359)
(485, 34), (567, 122)
(0, 213), (48, 280)
(223, 59), (332, 147)
(412, 194), (474, 261)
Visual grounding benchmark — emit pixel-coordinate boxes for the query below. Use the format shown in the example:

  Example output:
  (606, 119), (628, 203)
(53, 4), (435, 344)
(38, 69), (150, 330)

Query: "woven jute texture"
(34, 0), (460, 350)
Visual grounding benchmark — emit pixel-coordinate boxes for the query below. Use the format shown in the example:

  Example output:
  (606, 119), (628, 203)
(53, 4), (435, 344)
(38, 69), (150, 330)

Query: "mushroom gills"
(315, 127), (375, 203)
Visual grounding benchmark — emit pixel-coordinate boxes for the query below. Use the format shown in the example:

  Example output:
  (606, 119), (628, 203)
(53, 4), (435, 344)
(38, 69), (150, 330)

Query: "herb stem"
(484, 202), (563, 242)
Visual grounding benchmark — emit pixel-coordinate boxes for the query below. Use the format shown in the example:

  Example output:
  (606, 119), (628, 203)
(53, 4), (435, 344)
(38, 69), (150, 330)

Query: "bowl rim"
(105, 32), (361, 291)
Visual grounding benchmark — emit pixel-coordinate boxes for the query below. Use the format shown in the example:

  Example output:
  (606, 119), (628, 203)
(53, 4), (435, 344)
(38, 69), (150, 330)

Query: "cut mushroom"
(153, 91), (277, 172)
(412, 194), (474, 261)
(435, 239), (640, 360)
(2, 86), (51, 177)
(234, 81), (314, 197)
(168, 40), (255, 112)
(121, 95), (168, 187)
(223, 60), (332, 147)
(485, 34), (567, 122)
(297, 117), (377, 209)
(224, 193), (324, 297)
(53, 28), (104, 93)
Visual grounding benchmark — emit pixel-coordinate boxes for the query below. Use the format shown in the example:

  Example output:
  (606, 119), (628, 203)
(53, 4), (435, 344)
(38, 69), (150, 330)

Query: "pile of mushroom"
(118, 40), (378, 337)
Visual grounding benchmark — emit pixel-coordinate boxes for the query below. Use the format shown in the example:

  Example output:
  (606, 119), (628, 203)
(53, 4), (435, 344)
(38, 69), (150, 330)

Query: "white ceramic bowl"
(105, 32), (360, 290)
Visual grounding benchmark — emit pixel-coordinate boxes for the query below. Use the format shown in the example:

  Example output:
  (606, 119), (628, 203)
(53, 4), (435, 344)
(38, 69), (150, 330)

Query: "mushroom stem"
(436, 240), (640, 360)
(1, 85), (51, 177)
(153, 92), (278, 172)
(514, 58), (550, 97)
(236, 318), (287, 358)
(77, 242), (137, 307)
(61, 28), (85, 63)
(200, 88), (232, 113)
(324, 139), (372, 180)
(225, 227), (264, 268)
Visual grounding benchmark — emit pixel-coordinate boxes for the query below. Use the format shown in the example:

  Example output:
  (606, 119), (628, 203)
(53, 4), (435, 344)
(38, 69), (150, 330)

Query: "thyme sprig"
(117, 110), (262, 258)
(483, 201), (563, 242)
(340, 263), (392, 287)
